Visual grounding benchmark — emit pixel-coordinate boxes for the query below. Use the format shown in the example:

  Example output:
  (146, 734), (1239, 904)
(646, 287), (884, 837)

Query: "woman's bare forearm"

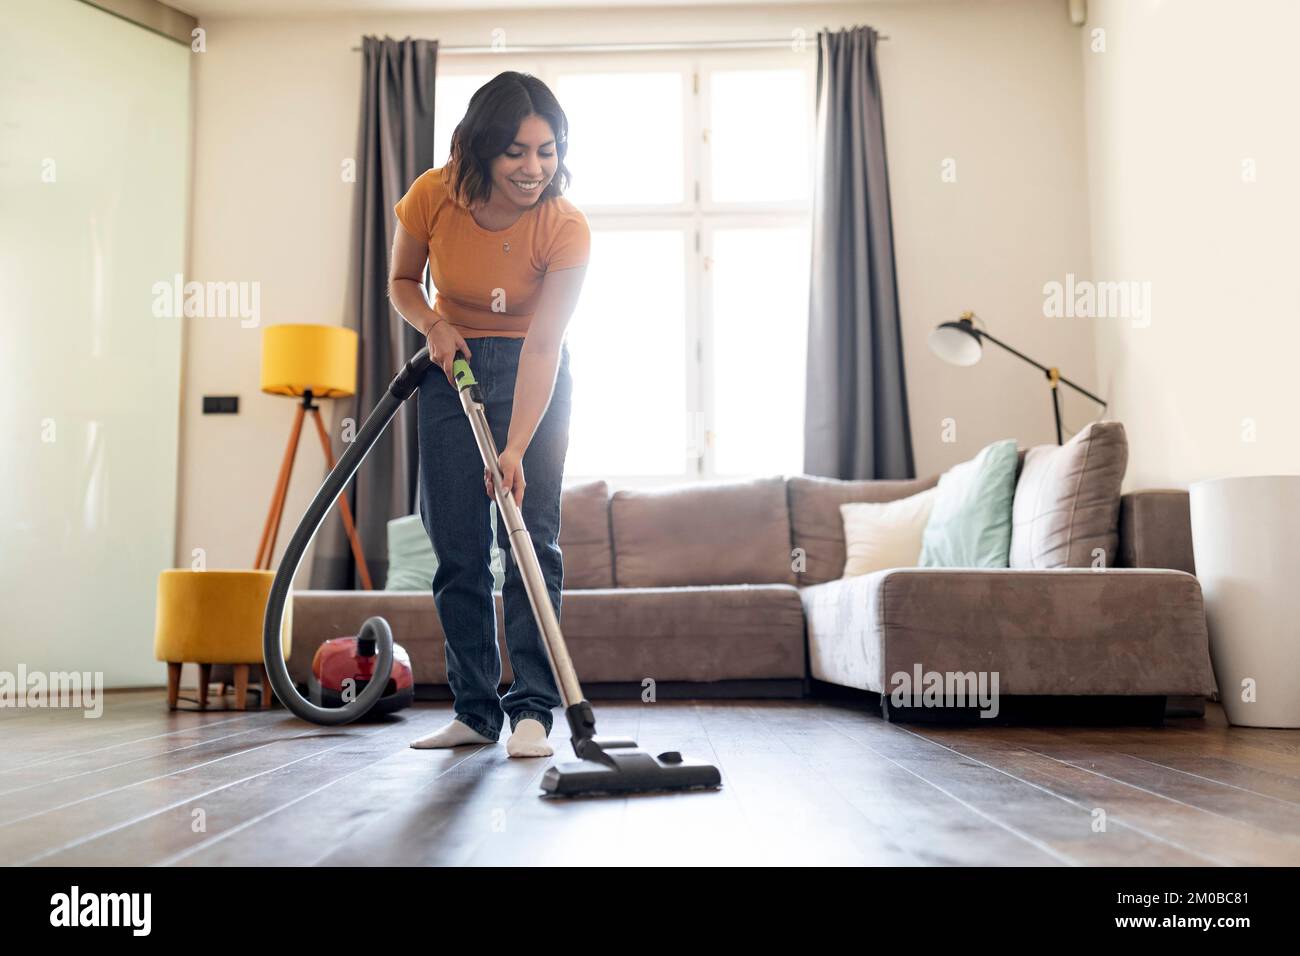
(389, 277), (440, 335)
(506, 344), (562, 453)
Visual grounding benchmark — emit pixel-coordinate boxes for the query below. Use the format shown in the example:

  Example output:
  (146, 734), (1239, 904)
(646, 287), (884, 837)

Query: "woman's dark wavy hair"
(442, 71), (572, 207)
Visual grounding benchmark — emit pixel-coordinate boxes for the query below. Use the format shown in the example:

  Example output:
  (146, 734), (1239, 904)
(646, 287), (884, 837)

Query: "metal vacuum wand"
(452, 358), (584, 709)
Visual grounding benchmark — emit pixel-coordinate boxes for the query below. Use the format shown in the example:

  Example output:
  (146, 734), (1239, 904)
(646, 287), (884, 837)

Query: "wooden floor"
(3, 690), (1300, 866)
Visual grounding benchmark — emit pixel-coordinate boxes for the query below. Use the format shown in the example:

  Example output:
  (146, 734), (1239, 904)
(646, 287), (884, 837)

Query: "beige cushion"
(610, 476), (794, 587)
(1009, 421), (1128, 569)
(559, 479), (614, 588)
(787, 474), (941, 586)
(840, 487), (937, 577)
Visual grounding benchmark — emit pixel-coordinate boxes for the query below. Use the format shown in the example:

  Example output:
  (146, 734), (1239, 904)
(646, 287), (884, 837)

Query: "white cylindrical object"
(1190, 475), (1300, 728)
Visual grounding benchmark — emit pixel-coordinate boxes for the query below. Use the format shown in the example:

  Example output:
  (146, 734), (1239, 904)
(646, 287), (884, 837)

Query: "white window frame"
(435, 49), (816, 488)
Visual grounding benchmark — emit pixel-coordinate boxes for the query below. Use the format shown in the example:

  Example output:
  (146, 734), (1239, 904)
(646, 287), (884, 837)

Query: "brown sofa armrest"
(870, 568), (1213, 697)
(1119, 490), (1195, 573)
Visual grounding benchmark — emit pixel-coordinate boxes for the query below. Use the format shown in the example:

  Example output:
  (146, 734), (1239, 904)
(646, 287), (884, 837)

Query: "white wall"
(182, 0), (1096, 575)
(1084, 0), (1300, 488)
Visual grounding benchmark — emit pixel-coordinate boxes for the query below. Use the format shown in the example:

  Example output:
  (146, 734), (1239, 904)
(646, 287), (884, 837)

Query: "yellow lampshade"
(260, 323), (358, 398)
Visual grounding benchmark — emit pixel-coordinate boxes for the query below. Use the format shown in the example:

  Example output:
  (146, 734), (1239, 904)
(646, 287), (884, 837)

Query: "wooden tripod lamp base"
(254, 324), (373, 589)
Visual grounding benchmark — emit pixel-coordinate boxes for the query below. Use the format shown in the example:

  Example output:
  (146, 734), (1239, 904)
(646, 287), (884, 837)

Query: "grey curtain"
(803, 25), (915, 480)
(311, 36), (438, 590)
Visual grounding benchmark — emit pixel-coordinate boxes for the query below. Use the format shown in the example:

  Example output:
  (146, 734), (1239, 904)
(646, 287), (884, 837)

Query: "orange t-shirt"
(393, 166), (591, 339)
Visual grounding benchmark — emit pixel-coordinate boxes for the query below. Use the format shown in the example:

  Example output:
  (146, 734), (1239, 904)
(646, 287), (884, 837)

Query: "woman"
(387, 72), (590, 758)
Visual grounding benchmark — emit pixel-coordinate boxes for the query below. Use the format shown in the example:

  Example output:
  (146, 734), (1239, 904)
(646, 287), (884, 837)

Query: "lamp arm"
(974, 329), (1107, 409)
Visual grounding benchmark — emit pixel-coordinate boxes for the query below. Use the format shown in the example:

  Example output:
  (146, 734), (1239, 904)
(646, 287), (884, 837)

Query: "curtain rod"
(349, 35), (890, 54)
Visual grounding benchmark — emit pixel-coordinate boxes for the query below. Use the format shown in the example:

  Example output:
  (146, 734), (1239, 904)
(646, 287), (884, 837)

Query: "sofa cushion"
(560, 479), (614, 588)
(288, 584), (805, 686)
(385, 513), (504, 592)
(547, 585), (806, 682)
(919, 439), (1019, 568)
(788, 474), (941, 586)
(385, 514), (438, 592)
(840, 487), (937, 578)
(1010, 422), (1127, 569)
(385, 480), (610, 592)
(610, 476), (794, 587)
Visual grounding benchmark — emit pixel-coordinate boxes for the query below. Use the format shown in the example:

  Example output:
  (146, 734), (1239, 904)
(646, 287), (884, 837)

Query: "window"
(434, 74), (492, 167)
(433, 54), (814, 484)
(708, 224), (811, 476)
(708, 68), (812, 205)
(554, 71), (686, 207)
(563, 228), (688, 477)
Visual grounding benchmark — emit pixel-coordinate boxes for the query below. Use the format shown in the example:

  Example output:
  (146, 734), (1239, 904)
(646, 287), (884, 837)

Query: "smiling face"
(487, 113), (558, 212)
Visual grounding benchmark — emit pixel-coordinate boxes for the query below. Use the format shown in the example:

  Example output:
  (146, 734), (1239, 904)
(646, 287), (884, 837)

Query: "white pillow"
(840, 488), (939, 578)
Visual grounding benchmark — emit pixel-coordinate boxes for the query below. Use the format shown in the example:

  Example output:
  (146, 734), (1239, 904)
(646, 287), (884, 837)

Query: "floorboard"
(3, 691), (1298, 866)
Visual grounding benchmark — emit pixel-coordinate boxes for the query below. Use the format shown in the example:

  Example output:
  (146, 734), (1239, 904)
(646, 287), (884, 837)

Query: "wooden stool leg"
(166, 663), (182, 711)
(217, 682), (227, 696)
(233, 664), (250, 711)
(257, 663), (272, 709)
(197, 664), (212, 711)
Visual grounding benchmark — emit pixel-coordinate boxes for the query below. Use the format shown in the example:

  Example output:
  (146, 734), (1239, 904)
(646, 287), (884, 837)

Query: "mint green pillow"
(918, 439), (1019, 568)
(384, 509), (505, 592)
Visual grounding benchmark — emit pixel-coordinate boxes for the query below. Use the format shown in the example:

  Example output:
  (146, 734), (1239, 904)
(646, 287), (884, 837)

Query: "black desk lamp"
(928, 311), (1107, 445)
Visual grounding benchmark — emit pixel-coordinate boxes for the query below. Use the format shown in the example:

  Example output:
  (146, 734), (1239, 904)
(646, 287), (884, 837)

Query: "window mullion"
(691, 55), (710, 479)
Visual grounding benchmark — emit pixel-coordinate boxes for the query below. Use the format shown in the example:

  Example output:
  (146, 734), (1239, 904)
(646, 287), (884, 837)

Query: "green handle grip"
(452, 357), (476, 390)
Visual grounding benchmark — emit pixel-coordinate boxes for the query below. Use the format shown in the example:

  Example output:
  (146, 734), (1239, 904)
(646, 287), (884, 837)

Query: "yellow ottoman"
(154, 570), (292, 711)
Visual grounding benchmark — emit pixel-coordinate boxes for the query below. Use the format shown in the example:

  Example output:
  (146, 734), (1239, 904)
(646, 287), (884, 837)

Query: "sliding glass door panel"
(0, 0), (191, 685)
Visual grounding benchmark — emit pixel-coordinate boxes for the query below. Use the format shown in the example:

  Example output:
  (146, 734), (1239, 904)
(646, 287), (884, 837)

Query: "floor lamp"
(255, 323), (374, 589)
(928, 311), (1107, 445)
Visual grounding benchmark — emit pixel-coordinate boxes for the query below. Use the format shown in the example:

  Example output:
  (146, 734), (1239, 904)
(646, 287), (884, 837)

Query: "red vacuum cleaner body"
(309, 634), (414, 715)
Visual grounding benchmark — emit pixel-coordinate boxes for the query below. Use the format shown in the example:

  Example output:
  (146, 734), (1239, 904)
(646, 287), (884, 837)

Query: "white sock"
(506, 718), (554, 758)
(409, 718), (495, 749)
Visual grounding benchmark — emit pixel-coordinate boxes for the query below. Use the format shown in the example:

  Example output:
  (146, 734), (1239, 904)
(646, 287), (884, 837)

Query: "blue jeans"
(416, 336), (572, 741)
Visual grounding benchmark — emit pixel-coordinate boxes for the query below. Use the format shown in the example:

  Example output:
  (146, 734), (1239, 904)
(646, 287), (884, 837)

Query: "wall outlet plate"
(203, 395), (239, 414)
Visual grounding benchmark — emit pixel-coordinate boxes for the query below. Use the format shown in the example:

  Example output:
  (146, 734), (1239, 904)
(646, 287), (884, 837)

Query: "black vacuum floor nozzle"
(541, 731), (723, 797)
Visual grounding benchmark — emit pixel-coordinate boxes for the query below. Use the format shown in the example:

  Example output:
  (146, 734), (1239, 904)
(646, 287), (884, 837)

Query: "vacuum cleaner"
(262, 347), (722, 798)
(309, 634), (414, 714)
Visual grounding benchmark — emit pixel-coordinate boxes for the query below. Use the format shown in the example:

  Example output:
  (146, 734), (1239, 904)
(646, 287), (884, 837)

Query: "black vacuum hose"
(262, 347), (434, 725)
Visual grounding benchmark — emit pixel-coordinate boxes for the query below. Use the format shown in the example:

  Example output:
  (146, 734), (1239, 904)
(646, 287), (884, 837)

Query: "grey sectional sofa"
(287, 471), (1215, 720)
